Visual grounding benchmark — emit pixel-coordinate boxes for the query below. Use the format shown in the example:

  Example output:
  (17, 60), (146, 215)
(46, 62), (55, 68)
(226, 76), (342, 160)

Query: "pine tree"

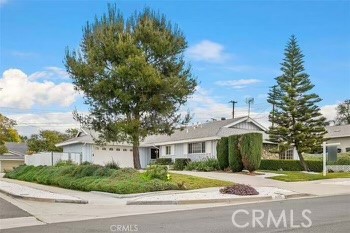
(64, 5), (196, 169)
(268, 35), (327, 171)
(335, 99), (350, 125)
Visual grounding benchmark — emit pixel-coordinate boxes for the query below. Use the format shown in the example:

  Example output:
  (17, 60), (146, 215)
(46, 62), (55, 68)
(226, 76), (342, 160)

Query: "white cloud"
(320, 104), (337, 122)
(0, 69), (79, 109)
(215, 79), (262, 89)
(182, 86), (270, 128)
(187, 40), (230, 62)
(9, 112), (80, 137)
(29, 66), (69, 80)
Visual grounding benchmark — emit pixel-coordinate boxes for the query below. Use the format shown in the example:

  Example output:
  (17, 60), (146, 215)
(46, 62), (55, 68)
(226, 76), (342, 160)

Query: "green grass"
(4, 164), (232, 194)
(265, 171), (350, 182)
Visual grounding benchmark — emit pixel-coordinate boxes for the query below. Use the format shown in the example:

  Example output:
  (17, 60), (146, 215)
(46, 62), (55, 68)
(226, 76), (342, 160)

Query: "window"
(165, 146), (171, 155)
(123, 149), (127, 151)
(279, 149), (293, 160)
(188, 142), (205, 154)
(102, 147), (106, 151)
(346, 147), (350, 152)
(130, 149), (133, 152)
(116, 148), (120, 151)
(109, 148), (113, 151)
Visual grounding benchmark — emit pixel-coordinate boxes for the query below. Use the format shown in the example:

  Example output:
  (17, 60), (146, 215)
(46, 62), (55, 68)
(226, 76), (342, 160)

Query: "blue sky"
(0, 0), (349, 135)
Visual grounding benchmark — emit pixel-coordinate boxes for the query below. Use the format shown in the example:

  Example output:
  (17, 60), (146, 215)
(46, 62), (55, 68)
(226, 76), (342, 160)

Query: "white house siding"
(92, 145), (134, 167)
(139, 147), (151, 168)
(63, 144), (93, 163)
(174, 144), (184, 157)
(326, 137), (350, 153)
(231, 121), (261, 130)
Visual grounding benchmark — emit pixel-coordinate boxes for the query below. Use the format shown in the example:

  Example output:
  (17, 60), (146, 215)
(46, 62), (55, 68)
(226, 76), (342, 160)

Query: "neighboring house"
(325, 124), (350, 153)
(56, 116), (273, 168)
(0, 142), (27, 172)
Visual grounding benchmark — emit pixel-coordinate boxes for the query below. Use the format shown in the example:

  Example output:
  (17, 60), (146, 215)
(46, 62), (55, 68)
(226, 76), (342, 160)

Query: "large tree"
(65, 5), (197, 168)
(335, 99), (350, 125)
(27, 130), (69, 153)
(0, 114), (21, 154)
(268, 36), (326, 171)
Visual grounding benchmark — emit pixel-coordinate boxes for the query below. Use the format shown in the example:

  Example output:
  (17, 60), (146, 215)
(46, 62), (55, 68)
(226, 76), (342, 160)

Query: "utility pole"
(246, 97), (254, 118)
(229, 100), (237, 119)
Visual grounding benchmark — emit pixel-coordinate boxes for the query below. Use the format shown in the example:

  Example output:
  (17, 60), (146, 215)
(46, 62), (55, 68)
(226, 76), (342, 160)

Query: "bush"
(55, 160), (75, 167)
(173, 158), (191, 170)
(228, 135), (243, 172)
(334, 156), (350, 165)
(220, 184), (259, 196)
(260, 159), (323, 172)
(185, 158), (220, 172)
(144, 165), (168, 181)
(239, 133), (262, 172)
(155, 158), (173, 165)
(217, 137), (229, 170)
(105, 160), (120, 170)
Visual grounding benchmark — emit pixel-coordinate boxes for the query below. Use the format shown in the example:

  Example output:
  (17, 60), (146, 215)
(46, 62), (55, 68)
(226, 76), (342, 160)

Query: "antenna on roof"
(246, 97), (254, 118)
(229, 100), (238, 119)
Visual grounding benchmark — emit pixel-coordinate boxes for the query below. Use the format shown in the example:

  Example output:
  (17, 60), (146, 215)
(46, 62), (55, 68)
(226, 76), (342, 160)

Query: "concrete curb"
(91, 187), (218, 199)
(126, 193), (312, 205)
(0, 188), (88, 204)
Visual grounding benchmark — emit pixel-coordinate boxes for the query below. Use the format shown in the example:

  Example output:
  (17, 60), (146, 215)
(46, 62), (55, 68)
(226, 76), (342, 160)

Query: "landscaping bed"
(4, 163), (232, 194)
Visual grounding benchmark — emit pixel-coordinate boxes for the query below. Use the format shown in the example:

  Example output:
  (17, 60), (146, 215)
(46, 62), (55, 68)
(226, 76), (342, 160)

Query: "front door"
(150, 148), (159, 160)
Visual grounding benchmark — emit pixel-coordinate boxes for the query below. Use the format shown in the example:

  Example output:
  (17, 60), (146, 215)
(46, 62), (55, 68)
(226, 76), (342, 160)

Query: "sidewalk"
(0, 181), (87, 204)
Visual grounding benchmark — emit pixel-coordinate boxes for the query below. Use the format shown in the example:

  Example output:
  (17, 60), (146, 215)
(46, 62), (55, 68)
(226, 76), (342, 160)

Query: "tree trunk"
(132, 140), (141, 169)
(296, 148), (309, 171)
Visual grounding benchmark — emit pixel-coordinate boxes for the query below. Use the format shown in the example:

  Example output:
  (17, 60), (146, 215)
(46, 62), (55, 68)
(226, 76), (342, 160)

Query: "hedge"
(155, 158), (173, 165)
(260, 160), (323, 172)
(217, 137), (229, 170)
(228, 135), (243, 172)
(239, 133), (262, 172)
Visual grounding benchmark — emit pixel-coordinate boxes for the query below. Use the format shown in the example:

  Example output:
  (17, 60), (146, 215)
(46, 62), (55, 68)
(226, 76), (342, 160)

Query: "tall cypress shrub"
(228, 135), (243, 172)
(239, 133), (262, 172)
(216, 137), (229, 170)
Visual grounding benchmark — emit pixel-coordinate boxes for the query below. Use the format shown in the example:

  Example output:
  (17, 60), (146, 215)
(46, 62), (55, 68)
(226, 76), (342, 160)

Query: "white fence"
(25, 152), (83, 166)
(327, 165), (350, 172)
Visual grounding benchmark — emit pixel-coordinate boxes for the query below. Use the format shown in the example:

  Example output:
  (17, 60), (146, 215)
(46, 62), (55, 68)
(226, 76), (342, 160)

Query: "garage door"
(92, 146), (134, 168)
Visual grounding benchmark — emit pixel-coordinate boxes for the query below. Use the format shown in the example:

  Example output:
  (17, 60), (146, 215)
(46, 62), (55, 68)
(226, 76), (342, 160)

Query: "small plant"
(55, 160), (75, 167)
(155, 158), (173, 165)
(173, 158), (191, 170)
(220, 184), (259, 196)
(144, 165), (168, 180)
(185, 158), (220, 172)
(105, 160), (120, 170)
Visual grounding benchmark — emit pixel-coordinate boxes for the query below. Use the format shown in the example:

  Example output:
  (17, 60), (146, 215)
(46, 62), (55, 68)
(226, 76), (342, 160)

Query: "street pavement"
(0, 197), (30, 219)
(2, 194), (350, 233)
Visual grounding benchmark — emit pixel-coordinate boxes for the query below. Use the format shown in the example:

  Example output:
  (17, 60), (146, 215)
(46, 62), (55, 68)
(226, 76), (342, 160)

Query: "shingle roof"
(4, 142), (28, 156)
(56, 116), (269, 147)
(325, 124), (350, 139)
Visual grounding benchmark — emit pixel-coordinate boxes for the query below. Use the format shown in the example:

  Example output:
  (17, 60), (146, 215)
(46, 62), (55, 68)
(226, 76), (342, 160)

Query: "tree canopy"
(267, 35), (327, 171)
(335, 99), (350, 125)
(65, 5), (197, 168)
(0, 114), (21, 154)
(27, 130), (70, 153)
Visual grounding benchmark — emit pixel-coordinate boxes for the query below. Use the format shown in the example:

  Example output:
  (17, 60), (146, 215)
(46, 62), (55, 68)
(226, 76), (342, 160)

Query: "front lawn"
(265, 171), (350, 182)
(4, 164), (232, 194)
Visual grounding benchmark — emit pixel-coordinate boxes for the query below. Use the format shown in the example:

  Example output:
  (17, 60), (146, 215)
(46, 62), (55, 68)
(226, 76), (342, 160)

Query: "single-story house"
(325, 124), (350, 153)
(56, 116), (274, 168)
(0, 142), (27, 172)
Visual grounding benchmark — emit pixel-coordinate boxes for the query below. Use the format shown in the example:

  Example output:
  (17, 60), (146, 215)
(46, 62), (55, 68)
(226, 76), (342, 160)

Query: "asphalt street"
(0, 197), (31, 219)
(1, 195), (350, 233)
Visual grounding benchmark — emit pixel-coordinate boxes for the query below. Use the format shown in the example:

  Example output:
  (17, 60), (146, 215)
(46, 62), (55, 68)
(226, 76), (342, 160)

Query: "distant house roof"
(3, 142), (28, 156)
(56, 116), (270, 147)
(325, 124), (350, 139)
